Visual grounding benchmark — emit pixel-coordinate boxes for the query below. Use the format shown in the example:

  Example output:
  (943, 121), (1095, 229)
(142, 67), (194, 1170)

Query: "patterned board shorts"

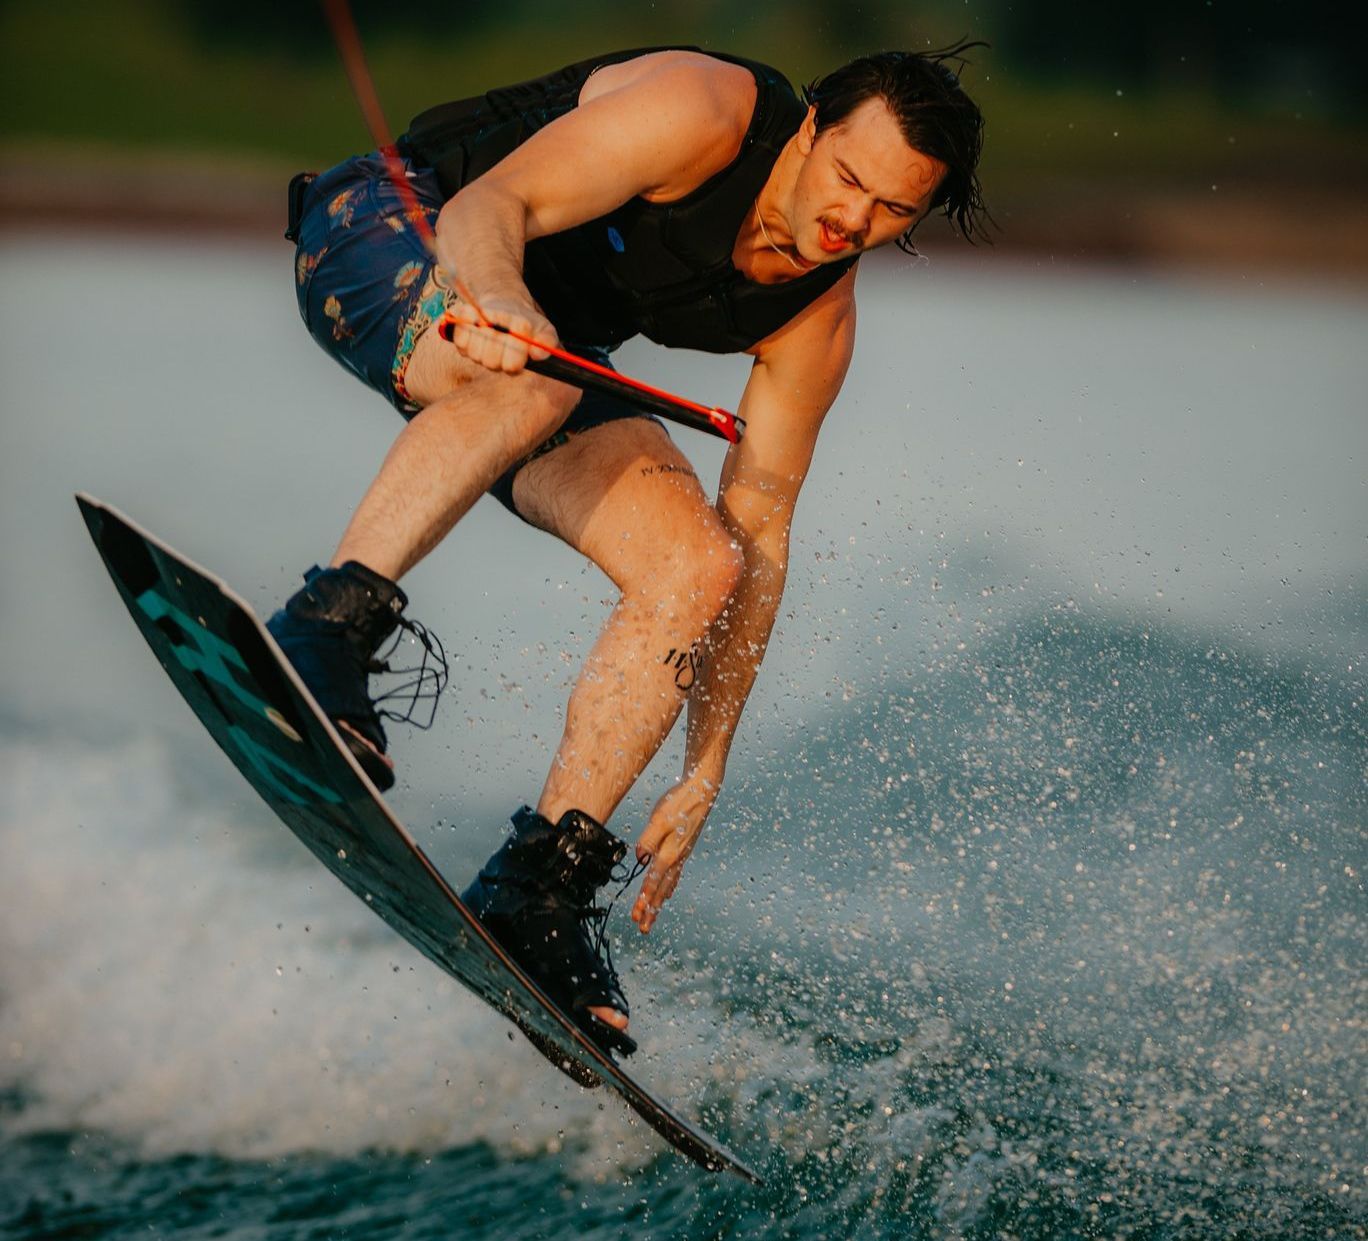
(291, 149), (662, 513)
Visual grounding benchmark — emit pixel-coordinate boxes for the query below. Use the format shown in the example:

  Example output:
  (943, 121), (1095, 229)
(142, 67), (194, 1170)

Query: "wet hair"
(804, 43), (990, 248)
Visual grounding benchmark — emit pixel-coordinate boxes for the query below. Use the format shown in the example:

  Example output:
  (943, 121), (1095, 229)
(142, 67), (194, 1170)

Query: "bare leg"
(331, 331), (579, 581)
(513, 420), (743, 842)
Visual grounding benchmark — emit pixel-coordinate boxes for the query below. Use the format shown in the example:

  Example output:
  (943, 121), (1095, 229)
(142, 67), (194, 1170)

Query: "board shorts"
(290, 149), (663, 514)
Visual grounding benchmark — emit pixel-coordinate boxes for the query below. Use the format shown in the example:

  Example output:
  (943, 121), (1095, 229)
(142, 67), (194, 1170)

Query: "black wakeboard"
(76, 493), (761, 1184)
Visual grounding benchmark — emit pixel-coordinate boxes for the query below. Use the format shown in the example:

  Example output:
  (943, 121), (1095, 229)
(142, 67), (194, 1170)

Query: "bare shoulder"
(581, 49), (757, 116)
(579, 52), (757, 197)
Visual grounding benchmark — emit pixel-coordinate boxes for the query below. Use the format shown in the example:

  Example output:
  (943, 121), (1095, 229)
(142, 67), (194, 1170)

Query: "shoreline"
(4, 149), (1365, 282)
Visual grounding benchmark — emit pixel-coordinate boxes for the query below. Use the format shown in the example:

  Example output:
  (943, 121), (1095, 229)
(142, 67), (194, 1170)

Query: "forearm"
(684, 520), (790, 782)
(433, 183), (531, 303)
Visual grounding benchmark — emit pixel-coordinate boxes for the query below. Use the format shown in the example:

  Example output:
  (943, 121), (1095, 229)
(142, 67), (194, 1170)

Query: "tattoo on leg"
(639, 463), (694, 478)
(661, 644), (703, 691)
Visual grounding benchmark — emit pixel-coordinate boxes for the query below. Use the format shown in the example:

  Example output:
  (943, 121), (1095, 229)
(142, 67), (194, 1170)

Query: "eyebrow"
(836, 158), (918, 215)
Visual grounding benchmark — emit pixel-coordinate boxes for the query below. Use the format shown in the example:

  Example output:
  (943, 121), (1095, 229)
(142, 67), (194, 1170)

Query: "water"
(1, 235), (1364, 1238)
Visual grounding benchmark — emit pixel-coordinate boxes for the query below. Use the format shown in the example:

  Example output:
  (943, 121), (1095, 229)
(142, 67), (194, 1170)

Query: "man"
(273, 45), (985, 1064)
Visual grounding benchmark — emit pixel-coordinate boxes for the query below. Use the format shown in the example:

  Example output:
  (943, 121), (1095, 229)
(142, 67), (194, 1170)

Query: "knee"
(704, 532), (746, 620)
(665, 523), (745, 632)
(524, 371), (580, 420)
(501, 371), (580, 443)
(433, 370), (578, 461)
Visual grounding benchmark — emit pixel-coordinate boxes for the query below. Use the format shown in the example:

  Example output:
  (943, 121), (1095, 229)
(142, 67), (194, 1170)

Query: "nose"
(839, 197), (874, 240)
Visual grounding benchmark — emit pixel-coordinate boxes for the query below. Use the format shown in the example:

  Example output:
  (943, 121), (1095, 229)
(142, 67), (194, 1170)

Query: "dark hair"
(804, 42), (990, 248)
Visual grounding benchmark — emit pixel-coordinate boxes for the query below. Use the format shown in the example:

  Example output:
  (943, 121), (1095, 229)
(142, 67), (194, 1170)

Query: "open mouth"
(818, 221), (852, 253)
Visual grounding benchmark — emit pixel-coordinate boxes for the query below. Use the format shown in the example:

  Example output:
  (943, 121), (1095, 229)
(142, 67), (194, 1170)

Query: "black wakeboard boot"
(266, 561), (410, 791)
(463, 805), (639, 1080)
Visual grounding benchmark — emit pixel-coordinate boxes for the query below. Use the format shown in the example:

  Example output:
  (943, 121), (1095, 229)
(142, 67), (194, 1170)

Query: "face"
(788, 97), (947, 265)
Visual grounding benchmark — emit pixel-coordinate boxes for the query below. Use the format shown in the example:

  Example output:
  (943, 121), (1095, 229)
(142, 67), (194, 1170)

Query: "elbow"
(719, 492), (797, 572)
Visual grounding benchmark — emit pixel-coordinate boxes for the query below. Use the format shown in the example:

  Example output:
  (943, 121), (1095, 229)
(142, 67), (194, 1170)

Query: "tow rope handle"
(435, 318), (744, 443)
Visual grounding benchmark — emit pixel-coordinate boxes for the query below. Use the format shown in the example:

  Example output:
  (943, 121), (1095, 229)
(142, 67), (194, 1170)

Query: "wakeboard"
(76, 493), (761, 1184)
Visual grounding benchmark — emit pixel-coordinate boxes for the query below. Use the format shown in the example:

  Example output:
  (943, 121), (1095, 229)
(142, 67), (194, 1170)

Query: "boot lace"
(369, 615), (450, 730)
(580, 855), (648, 986)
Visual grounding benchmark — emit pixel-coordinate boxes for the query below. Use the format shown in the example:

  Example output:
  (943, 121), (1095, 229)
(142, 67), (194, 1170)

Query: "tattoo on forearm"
(662, 644), (703, 690)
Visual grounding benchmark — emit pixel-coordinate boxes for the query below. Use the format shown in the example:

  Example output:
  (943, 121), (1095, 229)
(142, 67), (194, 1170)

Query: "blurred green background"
(1, 0), (1362, 267)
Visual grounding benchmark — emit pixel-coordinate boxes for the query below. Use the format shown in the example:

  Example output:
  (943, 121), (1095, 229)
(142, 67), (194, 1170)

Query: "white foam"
(0, 736), (654, 1163)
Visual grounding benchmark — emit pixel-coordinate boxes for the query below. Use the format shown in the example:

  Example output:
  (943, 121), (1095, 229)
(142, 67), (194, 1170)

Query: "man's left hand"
(631, 773), (720, 934)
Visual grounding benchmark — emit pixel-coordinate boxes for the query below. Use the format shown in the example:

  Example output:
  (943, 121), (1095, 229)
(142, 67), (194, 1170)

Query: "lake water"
(1, 234), (1364, 1238)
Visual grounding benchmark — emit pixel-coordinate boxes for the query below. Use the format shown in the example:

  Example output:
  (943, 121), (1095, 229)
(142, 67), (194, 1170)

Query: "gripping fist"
(440, 293), (558, 375)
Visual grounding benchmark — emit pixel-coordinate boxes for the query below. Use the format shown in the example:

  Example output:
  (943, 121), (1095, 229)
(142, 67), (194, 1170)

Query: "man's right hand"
(441, 293), (558, 375)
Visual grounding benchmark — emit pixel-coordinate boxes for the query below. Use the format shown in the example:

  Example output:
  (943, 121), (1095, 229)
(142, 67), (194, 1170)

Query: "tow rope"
(319, 0), (744, 442)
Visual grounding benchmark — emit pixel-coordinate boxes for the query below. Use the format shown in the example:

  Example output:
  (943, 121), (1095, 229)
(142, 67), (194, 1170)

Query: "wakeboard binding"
(463, 806), (640, 1076)
(267, 560), (444, 792)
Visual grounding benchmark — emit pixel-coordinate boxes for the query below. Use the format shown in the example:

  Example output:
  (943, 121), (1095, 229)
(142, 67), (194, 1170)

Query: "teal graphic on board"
(136, 587), (343, 808)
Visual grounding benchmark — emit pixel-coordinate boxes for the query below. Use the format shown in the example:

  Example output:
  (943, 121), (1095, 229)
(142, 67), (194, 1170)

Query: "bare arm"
(434, 54), (754, 372)
(632, 269), (859, 930)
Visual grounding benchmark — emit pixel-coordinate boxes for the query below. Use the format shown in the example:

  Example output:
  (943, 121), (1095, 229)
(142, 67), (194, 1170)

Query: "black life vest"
(402, 48), (857, 353)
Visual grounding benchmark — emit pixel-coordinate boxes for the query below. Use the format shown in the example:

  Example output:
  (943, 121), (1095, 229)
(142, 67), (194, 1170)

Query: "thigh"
(399, 278), (487, 408)
(511, 418), (731, 591)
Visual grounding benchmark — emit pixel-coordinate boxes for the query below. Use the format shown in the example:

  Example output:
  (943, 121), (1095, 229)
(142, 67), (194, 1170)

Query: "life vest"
(401, 48), (857, 353)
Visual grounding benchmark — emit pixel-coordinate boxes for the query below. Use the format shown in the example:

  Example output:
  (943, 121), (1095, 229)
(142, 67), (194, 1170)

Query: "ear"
(796, 104), (818, 155)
